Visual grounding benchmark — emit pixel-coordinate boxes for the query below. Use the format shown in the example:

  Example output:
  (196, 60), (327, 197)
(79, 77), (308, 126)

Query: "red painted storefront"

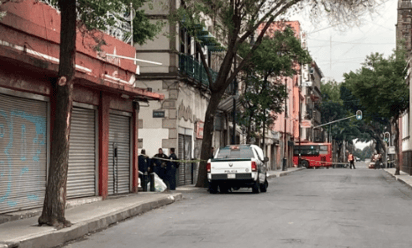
(0, 0), (163, 213)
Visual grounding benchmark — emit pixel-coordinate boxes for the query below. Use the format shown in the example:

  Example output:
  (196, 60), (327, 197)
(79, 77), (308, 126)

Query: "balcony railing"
(179, 53), (217, 87)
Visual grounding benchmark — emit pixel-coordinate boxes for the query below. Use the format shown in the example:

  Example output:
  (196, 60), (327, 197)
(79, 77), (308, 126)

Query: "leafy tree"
(340, 82), (389, 150)
(343, 49), (408, 175)
(320, 80), (360, 161)
(171, 0), (380, 187)
(1, 0), (160, 228)
(238, 28), (311, 146)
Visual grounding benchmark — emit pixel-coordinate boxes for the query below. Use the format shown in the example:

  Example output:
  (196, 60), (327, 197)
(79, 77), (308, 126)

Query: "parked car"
(207, 144), (269, 194)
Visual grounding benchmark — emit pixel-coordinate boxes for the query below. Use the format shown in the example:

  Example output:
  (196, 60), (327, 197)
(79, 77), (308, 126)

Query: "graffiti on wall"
(178, 101), (194, 123)
(0, 109), (46, 208)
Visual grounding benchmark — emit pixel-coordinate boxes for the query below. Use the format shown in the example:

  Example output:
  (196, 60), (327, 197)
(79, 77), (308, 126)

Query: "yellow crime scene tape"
(300, 158), (396, 166)
(140, 155), (207, 163)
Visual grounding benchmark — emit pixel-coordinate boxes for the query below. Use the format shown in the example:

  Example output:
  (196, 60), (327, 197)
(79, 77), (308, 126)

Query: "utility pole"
(283, 80), (288, 171)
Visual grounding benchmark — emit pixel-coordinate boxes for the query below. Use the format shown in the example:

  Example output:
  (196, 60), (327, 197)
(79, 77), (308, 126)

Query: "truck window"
(251, 146), (264, 161)
(216, 146), (255, 159)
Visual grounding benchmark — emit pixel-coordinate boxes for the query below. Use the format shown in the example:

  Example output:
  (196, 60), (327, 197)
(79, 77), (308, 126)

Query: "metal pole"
(232, 56), (237, 145)
(283, 81), (287, 171)
(130, 2), (133, 46)
(298, 87), (301, 166)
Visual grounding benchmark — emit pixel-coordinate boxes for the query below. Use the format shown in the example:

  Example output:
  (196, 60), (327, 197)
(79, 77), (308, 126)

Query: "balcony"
(179, 53), (218, 87)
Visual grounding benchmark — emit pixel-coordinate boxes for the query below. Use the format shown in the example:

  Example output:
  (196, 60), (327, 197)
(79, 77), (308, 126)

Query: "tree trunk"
(38, 0), (76, 228)
(195, 91), (225, 187)
(393, 117), (401, 175)
(262, 115), (266, 153)
(246, 108), (255, 143)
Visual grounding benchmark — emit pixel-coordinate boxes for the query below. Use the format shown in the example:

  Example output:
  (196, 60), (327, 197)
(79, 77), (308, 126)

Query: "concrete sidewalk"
(0, 168), (304, 248)
(384, 168), (412, 189)
(0, 192), (182, 248)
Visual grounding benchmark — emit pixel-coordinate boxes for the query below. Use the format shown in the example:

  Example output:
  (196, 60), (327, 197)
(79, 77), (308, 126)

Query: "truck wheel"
(209, 182), (218, 194)
(252, 180), (260, 194)
(219, 184), (229, 193)
(260, 180), (268, 193)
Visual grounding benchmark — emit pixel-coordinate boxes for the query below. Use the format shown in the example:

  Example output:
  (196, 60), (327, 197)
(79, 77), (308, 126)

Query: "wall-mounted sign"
(153, 110), (165, 118)
(301, 120), (312, 128)
(196, 121), (204, 139)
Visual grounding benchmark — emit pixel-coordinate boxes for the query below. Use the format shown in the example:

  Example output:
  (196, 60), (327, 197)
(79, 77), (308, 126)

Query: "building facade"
(397, 0), (412, 174)
(0, 0), (163, 214)
(134, 0), (236, 185)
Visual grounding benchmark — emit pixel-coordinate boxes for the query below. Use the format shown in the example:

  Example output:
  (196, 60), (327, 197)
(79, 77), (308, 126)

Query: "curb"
(384, 171), (412, 190)
(4, 193), (182, 248)
(267, 167), (305, 179)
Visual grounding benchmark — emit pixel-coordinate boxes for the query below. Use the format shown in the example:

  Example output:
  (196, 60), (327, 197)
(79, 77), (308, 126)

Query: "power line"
(307, 39), (394, 45)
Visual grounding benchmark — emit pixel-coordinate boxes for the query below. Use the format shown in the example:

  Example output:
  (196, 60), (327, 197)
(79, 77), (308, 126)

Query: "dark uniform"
(138, 153), (150, 191)
(153, 152), (168, 181)
(167, 153), (179, 190)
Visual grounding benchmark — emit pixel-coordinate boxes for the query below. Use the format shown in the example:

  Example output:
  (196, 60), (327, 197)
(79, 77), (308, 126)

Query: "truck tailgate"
(210, 159), (252, 174)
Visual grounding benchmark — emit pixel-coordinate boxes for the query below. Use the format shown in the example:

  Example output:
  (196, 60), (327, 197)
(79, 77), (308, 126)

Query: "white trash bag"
(147, 172), (167, 192)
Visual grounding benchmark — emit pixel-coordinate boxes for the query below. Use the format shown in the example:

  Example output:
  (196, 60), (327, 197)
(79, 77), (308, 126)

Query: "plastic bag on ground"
(147, 172), (167, 192)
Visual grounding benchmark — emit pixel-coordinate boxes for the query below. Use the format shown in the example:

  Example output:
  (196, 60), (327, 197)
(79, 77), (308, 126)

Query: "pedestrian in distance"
(138, 149), (150, 191)
(348, 152), (356, 169)
(153, 148), (168, 182)
(374, 152), (381, 169)
(167, 148), (180, 190)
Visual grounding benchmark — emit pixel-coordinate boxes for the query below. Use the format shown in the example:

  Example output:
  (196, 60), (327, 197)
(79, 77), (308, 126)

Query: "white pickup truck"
(207, 144), (269, 194)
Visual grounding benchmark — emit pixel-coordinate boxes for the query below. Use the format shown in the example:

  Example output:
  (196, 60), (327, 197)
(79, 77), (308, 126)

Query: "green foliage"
(238, 28), (311, 140)
(320, 80), (358, 142)
(343, 49), (409, 121)
(353, 145), (373, 161)
(46, 0), (160, 45)
(240, 27), (312, 77)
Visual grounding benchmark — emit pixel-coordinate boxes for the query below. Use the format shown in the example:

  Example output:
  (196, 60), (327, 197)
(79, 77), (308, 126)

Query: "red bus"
(293, 142), (332, 168)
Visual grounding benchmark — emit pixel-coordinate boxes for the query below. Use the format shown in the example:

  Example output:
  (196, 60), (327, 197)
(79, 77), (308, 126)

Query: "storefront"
(108, 112), (132, 195)
(0, 0), (163, 213)
(0, 90), (48, 214)
(67, 104), (98, 199)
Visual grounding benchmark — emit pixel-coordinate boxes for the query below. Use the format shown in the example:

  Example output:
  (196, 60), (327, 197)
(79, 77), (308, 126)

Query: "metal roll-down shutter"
(178, 134), (192, 186)
(108, 114), (131, 195)
(67, 107), (97, 199)
(0, 93), (47, 214)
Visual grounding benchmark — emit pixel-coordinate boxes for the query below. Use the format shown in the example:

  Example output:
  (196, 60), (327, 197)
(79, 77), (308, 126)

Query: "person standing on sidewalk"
(348, 152), (356, 169)
(153, 148), (168, 181)
(138, 149), (150, 191)
(167, 148), (179, 190)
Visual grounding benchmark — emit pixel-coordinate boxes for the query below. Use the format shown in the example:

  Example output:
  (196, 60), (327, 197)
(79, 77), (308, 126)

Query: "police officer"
(138, 149), (150, 191)
(153, 148), (168, 181)
(167, 148), (179, 190)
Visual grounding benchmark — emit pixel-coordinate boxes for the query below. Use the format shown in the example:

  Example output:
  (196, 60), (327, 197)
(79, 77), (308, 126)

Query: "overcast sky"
(291, 1), (397, 150)
(295, 0), (397, 83)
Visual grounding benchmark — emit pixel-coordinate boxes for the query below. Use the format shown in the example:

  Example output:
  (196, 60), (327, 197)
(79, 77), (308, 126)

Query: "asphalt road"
(64, 162), (412, 248)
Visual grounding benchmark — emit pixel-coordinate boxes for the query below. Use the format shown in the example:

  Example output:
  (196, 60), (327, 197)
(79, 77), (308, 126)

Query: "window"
(319, 145), (328, 155)
(294, 145), (320, 156)
(216, 146), (255, 159)
(402, 112), (410, 139)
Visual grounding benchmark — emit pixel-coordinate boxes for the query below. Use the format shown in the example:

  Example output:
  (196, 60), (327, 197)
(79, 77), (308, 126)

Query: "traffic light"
(384, 132), (390, 144)
(356, 110), (362, 120)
